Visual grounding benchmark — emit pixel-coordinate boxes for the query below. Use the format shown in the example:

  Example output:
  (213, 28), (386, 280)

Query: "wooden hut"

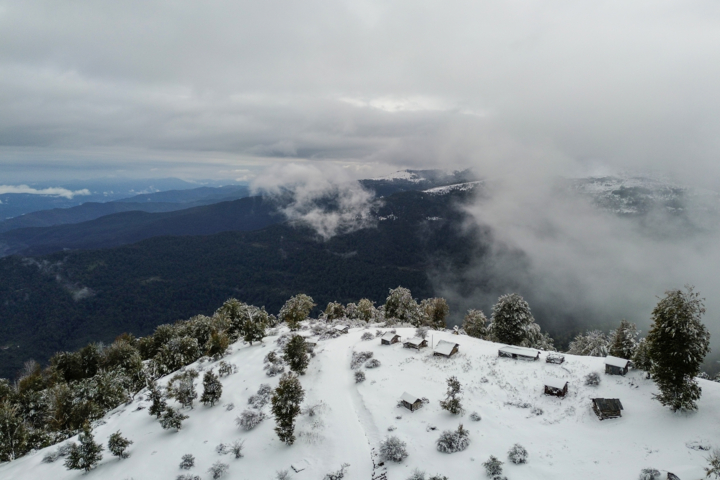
(403, 337), (428, 349)
(544, 378), (569, 397)
(333, 325), (350, 334)
(400, 392), (423, 412)
(604, 356), (630, 376)
(433, 340), (459, 357)
(546, 353), (565, 365)
(381, 332), (401, 345)
(591, 398), (624, 420)
(498, 345), (540, 361)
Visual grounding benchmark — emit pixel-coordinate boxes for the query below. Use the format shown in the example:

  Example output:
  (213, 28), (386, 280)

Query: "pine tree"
(490, 293), (535, 346)
(64, 422), (103, 472)
(384, 286), (421, 325)
(201, 371), (223, 406)
(108, 430), (133, 459)
(462, 310), (488, 339)
(147, 380), (167, 418)
(608, 319), (639, 359)
(647, 286), (710, 412)
(175, 376), (198, 409)
(279, 294), (316, 331)
(567, 330), (609, 357)
(283, 335), (310, 375)
(439, 376), (464, 415)
(271, 373), (305, 445)
(632, 337), (653, 373)
(241, 305), (269, 345)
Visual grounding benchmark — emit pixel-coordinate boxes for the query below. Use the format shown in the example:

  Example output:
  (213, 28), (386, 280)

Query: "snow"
(404, 337), (424, 347)
(422, 181), (482, 195)
(544, 378), (568, 390)
(433, 340), (458, 356)
(604, 355), (630, 368)
(498, 345), (541, 358)
(370, 170), (425, 182)
(2, 327), (719, 480)
(381, 332), (399, 342)
(333, 325), (349, 333)
(401, 392), (421, 405)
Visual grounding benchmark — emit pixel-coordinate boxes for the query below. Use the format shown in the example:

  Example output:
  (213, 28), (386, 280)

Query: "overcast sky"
(1, 0), (720, 184)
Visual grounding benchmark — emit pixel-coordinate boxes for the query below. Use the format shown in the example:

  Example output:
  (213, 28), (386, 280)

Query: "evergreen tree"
(324, 302), (346, 321)
(108, 430), (132, 459)
(147, 380), (167, 418)
(384, 287), (421, 325)
(279, 294), (316, 331)
(356, 298), (376, 322)
(64, 422), (103, 472)
(170, 373), (198, 410)
(647, 286), (710, 412)
(420, 298), (449, 329)
(271, 373), (305, 445)
(462, 309), (488, 339)
(608, 319), (639, 359)
(283, 335), (310, 375)
(632, 337), (653, 373)
(0, 401), (28, 462)
(206, 329), (230, 358)
(439, 376), (464, 415)
(567, 330), (609, 357)
(201, 371), (223, 406)
(490, 293), (535, 346)
(159, 406), (189, 430)
(241, 305), (269, 345)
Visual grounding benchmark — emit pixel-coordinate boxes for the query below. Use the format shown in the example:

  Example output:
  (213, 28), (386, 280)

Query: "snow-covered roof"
(604, 355), (629, 368)
(305, 336), (320, 344)
(333, 325), (349, 332)
(545, 377), (568, 390)
(404, 337), (424, 346)
(401, 392), (421, 404)
(498, 345), (540, 357)
(434, 340), (459, 355)
(381, 332), (399, 341)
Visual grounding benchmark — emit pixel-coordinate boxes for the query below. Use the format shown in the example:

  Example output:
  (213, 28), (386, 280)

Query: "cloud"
(0, 184), (90, 198)
(251, 163), (378, 239)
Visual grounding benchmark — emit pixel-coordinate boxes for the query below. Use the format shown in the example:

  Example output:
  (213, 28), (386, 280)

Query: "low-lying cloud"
(0, 184), (90, 198)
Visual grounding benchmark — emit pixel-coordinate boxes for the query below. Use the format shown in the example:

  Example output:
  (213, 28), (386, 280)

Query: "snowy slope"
(3, 326), (718, 480)
(423, 181), (483, 195)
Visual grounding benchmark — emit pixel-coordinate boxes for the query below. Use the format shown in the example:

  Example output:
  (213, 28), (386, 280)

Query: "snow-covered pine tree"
(420, 298), (449, 330)
(520, 322), (556, 351)
(240, 305), (269, 345)
(201, 371), (223, 406)
(632, 337), (653, 373)
(64, 422), (103, 472)
(159, 406), (188, 430)
(489, 293), (534, 346)
(283, 335), (309, 375)
(279, 294), (316, 331)
(462, 309), (488, 339)
(174, 376), (198, 409)
(271, 373), (305, 445)
(647, 286), (710, 412)
(608, 319), (639, 359)
(107, 430), (132, 459)
(439, 376), (464, 415)
(384, 287), (421, 325)
(147, 380), (167, 418)
(567, 330), (609, 357)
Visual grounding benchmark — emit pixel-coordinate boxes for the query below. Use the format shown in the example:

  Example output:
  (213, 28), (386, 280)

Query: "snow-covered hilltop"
(2, 326), (717, 480)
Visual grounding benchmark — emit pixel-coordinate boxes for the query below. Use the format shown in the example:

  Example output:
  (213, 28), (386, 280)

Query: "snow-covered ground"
(423, 181), (483, 195)
(3, 327), (718, 480)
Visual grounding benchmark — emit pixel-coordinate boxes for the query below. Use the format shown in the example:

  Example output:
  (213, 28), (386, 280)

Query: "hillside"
(0, 326), (715, 479)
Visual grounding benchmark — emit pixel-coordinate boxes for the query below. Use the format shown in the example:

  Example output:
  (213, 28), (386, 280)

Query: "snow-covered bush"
(208, 461), (229, 479)
(585, 372), (601, 386)
(160, 407), (188, 431)
(42, 443), (73, 463)
(351, 351), (373, 369)
(304, 402), (326, 417)
(706, 448), (720, 479)
(638, 468), (662, 480)
(236, 409), (266, 430)
(108, 431), (133, 459)
(436, 424), (470, 453)
(322, 462), (350, 480)
(407, 468), (426, 480)
(176, 475), (201, 480)
(508, 443), (528, 464)
(361, 332), (374, 341)
(276, 470), (291, 480)
(482, 455), (504, 477)
(428, 476), (448, 480)
(470, 411), (482, 421)
(355, 371), (366, 383)
(379, 435), (408, 462)
(216, 443), (229, 455)
(248, 383), (272, 409)
(179, 454), (195, 469)
(217, 361), (234, 377)
(230, 440), (244, 459)
(266, 364), (285, 377)
(365, 359), (381, 369)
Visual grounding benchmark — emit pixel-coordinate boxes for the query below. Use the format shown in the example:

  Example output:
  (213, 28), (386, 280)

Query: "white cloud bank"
(0, 185), (90, 198)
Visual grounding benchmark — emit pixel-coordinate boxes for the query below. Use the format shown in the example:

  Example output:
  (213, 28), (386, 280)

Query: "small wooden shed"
(400, 392), (423, 412)
(333, 325), (350, 334)
(604, 356), (630, 376)
(498, 345), (540, 361)
(433, 340), (459, 357)
(403, 337), (428, 349)
(591, 398), (624, 420)
(381, 332), (401, 345)
(544, 378), (569, 397)
(546, 353), (565, 365)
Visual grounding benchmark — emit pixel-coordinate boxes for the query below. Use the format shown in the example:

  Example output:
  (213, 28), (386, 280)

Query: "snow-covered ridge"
(370, 170), (428, 183)
(2, 327), (717, 479)
(423, 181), (483, 195)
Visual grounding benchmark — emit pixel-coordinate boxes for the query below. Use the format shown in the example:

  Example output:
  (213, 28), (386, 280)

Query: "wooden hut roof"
(401, 392), (421, 404)
(381, 332), (399, 341)
(434, 340), (459, 356)
(498, 345), (540, 357)
(604, 356), (629, 368)
(404, 337), (425, 346)
(592, 398), (624, 412)
(544, 377), (568, 390)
